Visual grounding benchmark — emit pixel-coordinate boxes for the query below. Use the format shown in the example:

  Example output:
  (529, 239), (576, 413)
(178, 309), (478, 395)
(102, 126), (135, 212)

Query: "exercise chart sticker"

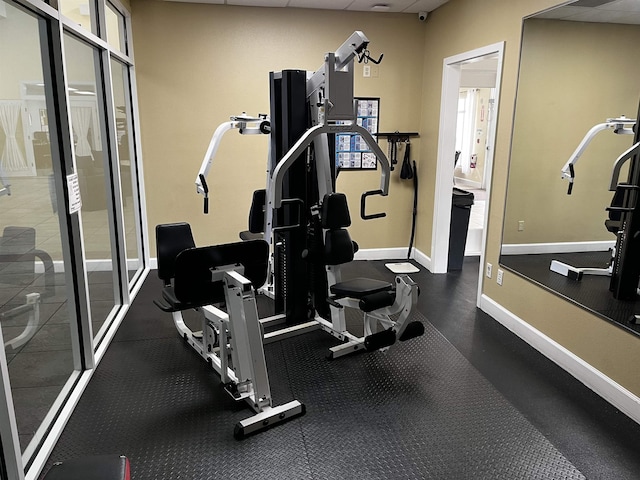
(67, 173), (82, 214)
(336, 97), (379, 170)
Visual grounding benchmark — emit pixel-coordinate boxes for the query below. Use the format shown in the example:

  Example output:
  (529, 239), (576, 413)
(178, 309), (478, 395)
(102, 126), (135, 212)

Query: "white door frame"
(431, 42), (504, 307)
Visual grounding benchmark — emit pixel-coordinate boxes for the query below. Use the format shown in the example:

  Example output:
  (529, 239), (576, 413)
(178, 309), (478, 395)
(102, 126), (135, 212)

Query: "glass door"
(111, 59), (143, 283)
(63, 33), (120, 339)
(0, 1), (79, 453)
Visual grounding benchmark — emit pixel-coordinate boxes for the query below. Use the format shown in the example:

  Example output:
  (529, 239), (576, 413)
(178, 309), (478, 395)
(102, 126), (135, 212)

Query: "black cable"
(407, 161), (418, 260)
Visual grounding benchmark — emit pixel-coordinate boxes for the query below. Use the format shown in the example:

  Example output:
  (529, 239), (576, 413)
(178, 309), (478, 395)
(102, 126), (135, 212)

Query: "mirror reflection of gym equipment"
(500, 3), (640, 336)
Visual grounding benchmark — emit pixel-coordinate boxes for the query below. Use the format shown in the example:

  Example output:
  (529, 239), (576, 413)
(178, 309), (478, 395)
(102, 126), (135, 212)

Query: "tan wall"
(131, 0), (424, 250)
(417, 0), (640, 396)
(503, 19), (640, 245)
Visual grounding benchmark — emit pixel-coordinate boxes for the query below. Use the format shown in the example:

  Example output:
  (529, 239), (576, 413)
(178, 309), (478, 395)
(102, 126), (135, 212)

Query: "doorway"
(431, 43), (504, 307)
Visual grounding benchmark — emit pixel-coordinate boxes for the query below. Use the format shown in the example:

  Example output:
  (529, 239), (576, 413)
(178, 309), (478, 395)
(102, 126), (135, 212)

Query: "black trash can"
(448, 187), (474, 271)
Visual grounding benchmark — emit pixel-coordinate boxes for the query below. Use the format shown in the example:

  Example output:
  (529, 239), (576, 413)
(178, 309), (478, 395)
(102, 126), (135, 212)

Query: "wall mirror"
(500, 0), (640, 336)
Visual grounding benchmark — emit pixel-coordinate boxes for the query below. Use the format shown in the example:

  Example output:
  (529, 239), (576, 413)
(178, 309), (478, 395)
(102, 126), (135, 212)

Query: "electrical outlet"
(363, 65), (371, 77)
(518, 220), (525, 231)
(486, 263), (492, 278)
(497, 269), (504, 286)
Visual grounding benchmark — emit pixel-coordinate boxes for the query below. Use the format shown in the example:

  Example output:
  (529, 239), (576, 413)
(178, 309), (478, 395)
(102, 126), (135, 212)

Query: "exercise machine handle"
(199, 174), (209, 214)
(360, 190), (386, 220)
(567, 164), (574, 195)
(272, 198), (304, 232)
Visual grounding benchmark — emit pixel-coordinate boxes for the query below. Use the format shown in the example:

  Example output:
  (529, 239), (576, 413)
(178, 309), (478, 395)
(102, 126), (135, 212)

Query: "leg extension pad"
(364, 328), (396, 351)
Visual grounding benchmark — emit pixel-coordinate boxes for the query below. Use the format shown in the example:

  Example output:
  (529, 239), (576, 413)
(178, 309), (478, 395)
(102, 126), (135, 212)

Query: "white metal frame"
(267, 32), (420, 358)
(168, 264), (304, 438)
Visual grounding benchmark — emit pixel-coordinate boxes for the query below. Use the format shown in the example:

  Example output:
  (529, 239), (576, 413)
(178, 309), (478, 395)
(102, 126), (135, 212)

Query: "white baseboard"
(501, 240), (615, 256)
(35, 259), (143, 274)
(480, 294), (640, 426)
(151, 249), (423, 269)
(150, 248), (442, 273)
(353, 247), (409, 261)
(413, 248), (432, 271)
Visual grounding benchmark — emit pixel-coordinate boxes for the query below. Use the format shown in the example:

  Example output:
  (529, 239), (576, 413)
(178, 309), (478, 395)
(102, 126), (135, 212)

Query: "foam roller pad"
(364, 328), (396, 351)
(399, 321), (425, 341)
(359, 291), (395, 312)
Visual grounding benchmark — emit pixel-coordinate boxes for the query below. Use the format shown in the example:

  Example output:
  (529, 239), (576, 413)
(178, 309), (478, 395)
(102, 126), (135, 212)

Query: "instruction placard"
(335, 97), (379, 170)
(67, 173), (82, 214)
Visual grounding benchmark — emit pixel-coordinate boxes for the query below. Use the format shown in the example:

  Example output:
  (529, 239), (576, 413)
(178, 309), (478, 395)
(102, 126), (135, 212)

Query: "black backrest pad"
(321, 193), (351, 229)
(156, 223), (196, 282)
(324, 229), (354, 266)
(248, 189), (266, 234)
(173, 239), (269, 305)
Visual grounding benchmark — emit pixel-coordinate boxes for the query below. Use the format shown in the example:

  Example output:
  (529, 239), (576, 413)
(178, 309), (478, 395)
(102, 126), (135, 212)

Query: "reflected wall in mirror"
(500, 0), (640, 336)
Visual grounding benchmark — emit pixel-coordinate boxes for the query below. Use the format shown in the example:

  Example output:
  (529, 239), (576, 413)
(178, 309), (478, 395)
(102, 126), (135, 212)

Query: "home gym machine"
(551, 107), (640, 301)
(194, 31), (422, 358)
(154, 31), (423, 438)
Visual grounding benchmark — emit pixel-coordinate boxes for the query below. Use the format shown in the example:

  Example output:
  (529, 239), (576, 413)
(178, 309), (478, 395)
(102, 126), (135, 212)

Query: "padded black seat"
(155, 223), (269, 312)
(330, 277), (393, 299)
(173, 241), (269, 307)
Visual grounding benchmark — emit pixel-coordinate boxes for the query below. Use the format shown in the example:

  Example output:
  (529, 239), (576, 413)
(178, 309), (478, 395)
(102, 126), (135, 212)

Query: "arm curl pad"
(359, 290), (395, 312)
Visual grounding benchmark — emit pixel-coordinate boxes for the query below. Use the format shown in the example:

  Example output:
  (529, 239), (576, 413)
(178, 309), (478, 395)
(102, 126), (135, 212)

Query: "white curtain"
(91, 105), (102, 151)
(71, 106), (94, 158)
(0, 101), (27, 171)
(459, 88), (478, 175)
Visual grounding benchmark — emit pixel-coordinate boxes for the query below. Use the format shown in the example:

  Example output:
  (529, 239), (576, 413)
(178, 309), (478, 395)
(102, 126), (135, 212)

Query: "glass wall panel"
(110, 59), (142, 281)
(105, 3), (126, 54)
(63, 33), (119, 337)
(59, 0), (98, 36)
(0, 2), (76, 451)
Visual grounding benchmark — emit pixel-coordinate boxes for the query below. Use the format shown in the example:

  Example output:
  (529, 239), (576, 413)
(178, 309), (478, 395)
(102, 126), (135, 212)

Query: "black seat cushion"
(330, 277), (393, 299)
(173, 240), (269, 307)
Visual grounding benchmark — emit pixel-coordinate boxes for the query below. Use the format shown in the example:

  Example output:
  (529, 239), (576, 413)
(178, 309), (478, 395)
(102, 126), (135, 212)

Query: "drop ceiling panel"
(533, 1), (640, 24)
(164, 0), (450, 12)
(228, 0), (288, 6)
(534, 6), (587, 20)
(595, 0), (640, 12)
(402, 0), (449, 13)
(287, 0), (354, 9)
(167, 0), (225, 4)
(346, 0), (415, 12)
